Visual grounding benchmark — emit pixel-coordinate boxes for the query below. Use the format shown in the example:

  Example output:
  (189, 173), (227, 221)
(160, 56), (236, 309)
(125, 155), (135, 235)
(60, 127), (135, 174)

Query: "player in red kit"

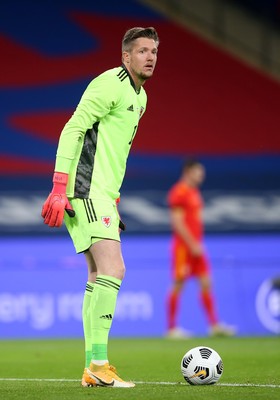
(166, 159), (235, 338)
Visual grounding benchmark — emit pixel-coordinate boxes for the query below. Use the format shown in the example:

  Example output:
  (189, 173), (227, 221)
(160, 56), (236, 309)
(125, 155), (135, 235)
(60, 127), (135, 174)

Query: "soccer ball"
(181, 346), (223, 385)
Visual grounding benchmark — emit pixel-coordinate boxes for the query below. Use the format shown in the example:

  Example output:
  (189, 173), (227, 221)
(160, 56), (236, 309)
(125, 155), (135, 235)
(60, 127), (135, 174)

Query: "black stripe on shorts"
(83, 199), (98, 223)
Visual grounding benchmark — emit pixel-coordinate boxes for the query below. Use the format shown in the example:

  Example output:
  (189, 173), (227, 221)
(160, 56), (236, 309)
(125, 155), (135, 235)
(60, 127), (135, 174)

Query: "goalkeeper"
(41, 27), (159, 388)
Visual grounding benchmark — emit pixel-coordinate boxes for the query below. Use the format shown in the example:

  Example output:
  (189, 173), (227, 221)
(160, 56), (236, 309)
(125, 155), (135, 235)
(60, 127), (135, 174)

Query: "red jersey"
(167, 181), (204, 242)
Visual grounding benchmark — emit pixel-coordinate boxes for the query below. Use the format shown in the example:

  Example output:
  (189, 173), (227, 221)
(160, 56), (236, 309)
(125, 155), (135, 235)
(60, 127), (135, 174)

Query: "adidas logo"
(100, 314), (113, 320)
(127, 104), (134, 111)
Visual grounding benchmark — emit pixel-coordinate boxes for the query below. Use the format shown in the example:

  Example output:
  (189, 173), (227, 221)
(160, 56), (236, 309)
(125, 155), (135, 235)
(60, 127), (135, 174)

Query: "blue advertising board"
(0, 234), (279, 338)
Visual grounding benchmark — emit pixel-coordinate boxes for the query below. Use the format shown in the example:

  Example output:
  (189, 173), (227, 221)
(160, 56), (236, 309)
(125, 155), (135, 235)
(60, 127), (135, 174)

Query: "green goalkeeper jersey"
(55, 65), (147, 201)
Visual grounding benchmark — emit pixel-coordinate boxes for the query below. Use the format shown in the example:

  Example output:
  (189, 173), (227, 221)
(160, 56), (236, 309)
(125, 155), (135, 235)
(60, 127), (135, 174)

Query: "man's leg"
(166, 241), (192, 338)
(81, 251), (97, 387)
(198, 274), (218, 326)
(166, 279), (193, 338)
(85, 239), (134, 387)
(198, 274), (236, 337)
(167, 279), (184, 330)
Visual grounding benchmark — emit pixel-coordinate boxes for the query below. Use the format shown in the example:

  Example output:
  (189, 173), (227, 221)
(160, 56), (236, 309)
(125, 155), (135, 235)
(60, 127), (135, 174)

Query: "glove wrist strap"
(52, 172), (68, 194)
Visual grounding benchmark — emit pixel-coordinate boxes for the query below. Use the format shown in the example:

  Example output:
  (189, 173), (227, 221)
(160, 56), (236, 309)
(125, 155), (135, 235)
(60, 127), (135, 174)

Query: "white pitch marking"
(136, 381), (280, 388)
(0, 378), (279, 388)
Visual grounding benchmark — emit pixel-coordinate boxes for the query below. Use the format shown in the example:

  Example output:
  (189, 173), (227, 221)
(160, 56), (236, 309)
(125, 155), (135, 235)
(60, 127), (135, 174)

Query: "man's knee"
(89, 239), (126, 280)
(199, 275), (211, 291)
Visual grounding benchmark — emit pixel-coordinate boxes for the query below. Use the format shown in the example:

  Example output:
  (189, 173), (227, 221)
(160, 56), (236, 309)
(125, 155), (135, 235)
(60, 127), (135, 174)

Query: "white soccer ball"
(181, 346), (223, 385)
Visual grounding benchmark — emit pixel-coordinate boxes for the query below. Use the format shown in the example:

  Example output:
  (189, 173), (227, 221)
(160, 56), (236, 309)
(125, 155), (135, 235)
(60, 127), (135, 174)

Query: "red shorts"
(171, 240), (210, 281)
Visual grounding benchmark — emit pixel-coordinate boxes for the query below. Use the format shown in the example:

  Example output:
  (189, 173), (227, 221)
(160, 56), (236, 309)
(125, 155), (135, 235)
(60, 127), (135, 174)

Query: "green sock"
(91, 275), (121, 362)
(82, 281), (94, 368)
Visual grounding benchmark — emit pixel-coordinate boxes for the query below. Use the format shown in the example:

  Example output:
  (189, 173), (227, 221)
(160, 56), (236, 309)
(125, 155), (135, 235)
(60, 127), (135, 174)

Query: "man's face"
(187, 164), (205, 187)
(124, 37), (158, 82)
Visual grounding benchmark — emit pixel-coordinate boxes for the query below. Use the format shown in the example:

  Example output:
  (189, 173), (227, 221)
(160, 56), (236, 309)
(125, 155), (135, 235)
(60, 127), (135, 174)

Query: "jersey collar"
(121, 64), (141, 94)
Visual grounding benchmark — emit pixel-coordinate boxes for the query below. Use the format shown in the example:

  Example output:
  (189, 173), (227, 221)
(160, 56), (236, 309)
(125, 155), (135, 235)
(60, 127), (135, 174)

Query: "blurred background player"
(166, 159), (235, 338)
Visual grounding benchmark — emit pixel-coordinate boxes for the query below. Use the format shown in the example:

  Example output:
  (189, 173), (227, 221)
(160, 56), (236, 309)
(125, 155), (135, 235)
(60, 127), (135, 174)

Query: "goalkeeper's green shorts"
(64, 197), (121, 253)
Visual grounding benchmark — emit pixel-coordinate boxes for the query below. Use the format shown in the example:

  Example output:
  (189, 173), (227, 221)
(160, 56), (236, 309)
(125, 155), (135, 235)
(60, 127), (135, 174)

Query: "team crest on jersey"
(101, 216), (112, 227)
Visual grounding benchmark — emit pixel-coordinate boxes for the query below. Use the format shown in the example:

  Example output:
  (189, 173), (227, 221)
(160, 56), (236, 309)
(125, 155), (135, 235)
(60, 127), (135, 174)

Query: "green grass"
(0, 336), (279, 399)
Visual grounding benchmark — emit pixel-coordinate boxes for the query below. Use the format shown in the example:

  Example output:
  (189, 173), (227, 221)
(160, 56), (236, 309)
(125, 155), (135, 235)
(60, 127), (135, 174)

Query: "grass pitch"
(0, 336), (279, 400)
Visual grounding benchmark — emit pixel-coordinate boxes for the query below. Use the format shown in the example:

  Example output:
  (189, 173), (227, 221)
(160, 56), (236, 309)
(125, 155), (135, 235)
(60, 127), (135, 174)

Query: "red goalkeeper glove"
(41, 172), (75, 227)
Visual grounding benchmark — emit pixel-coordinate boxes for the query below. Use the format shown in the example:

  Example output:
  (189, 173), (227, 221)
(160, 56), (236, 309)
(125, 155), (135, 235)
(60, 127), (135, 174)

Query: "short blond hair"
(122, 27), (159, 52)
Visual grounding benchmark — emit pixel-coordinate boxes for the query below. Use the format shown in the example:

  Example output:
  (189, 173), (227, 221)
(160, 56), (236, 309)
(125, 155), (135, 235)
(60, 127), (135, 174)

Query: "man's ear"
(122, 51), (130, 64)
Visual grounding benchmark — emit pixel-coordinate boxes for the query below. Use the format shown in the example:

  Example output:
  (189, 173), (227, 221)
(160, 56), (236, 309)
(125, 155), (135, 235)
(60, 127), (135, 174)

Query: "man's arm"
(55, 75), (114, 174)
(41, 73), (118, 227)
(170, 207), (203, 256)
